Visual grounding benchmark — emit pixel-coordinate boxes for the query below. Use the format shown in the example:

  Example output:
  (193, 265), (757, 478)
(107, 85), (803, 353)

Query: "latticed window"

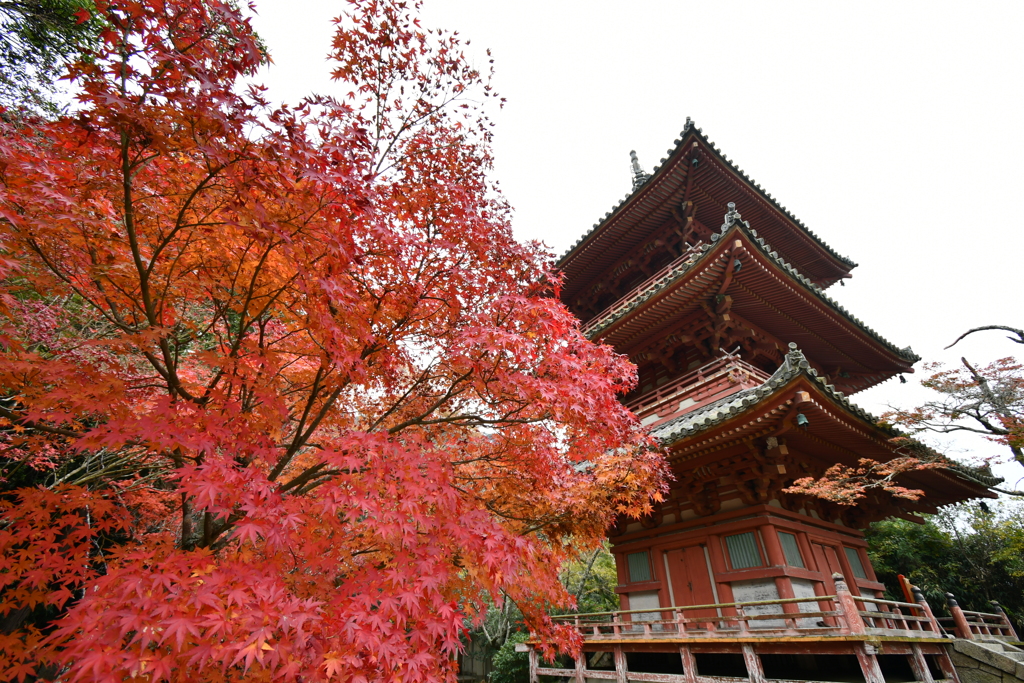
(778, 532), (805, 568)
(626, 551), (652, 582)
(843, 547), (867, 579)
(724, 532), (762, 569)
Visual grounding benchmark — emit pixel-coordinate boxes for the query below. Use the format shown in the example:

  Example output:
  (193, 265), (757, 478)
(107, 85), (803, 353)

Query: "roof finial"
(722, 201), (743, 229)
(630, 150), (651, 191)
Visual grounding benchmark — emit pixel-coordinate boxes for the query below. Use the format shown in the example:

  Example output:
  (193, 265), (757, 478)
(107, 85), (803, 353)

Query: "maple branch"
(269, 364), (326, 481)
(386, 369), (474, 433)
(946, 325), (1024, 349)
(0, 403), (82, 438)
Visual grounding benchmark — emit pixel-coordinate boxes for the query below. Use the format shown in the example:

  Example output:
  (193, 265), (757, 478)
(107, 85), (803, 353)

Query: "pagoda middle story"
(525, 122), (1001, 683)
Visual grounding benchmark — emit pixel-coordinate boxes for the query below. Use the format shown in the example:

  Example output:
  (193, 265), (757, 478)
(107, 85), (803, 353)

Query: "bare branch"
(946, 325), (1024, 349)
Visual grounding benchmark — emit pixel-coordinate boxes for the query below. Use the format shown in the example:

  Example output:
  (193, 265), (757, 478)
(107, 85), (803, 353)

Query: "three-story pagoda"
(528, 121), (999, 683)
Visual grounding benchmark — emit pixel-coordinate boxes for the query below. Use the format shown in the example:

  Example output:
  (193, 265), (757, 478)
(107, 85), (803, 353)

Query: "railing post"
(613, 645), (627, 683)
(736, 605), (750, 635)
(574, 651), (586, 683)
(528, 646), (539, 683)
(833, 573), (866, 635)
(911, 585), (942, 635)
(946, 593), (974, 640)
(991, 600), (1019, 640)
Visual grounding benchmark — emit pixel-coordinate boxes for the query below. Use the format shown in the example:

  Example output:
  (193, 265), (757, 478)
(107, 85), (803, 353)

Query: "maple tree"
(0, 0), (666, 680)
(786, 325), (1023, 504)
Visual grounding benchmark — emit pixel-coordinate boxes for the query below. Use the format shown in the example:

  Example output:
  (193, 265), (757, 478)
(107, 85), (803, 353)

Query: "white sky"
(249, 0), (1024, 489)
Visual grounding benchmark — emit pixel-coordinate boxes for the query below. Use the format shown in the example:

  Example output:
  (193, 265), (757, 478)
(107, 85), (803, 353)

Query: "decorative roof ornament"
(630, 150), (651, 191)
(722, 201), (743, 230)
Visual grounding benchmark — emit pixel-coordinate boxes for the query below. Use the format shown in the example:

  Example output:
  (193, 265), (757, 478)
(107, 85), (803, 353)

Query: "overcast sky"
(249, 0), (1024, 489)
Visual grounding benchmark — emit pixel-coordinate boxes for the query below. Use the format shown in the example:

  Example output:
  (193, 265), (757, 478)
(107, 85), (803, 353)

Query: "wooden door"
(666, 545), (717, 620)
(812, 542), (859, 595)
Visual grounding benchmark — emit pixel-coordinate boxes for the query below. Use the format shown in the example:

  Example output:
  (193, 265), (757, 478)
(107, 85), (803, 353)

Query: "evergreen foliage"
(866, 500), (1024, 632)
(487, 632), (530, 683)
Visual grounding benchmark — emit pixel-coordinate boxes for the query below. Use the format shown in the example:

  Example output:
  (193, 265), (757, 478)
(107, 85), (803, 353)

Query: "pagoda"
(526, 121), (1001, 683)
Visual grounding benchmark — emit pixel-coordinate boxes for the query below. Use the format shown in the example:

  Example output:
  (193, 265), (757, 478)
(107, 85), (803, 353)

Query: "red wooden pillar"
(855, 645), (885, 683)
(705, 534), (735, 610)
(741, 644), (766, 683)
(760, 524), (799, 617)
(946, 593), (973, 640)
(613, 646), (627, 683)
(574, 652), (586, 683)
(991, 601), (1020, 640)
(908, 644), (935, 683)
(679, 645), (698, 683)
(833, 573), (865, 635)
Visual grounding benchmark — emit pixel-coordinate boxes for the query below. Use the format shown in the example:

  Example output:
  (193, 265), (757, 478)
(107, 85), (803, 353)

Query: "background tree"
(0, 0), (101, 116)
(866, 499), (1024, 632)
(465, 543), (619, 682)
(885, 325), (1024, 494)
(0, 0), (666, 680)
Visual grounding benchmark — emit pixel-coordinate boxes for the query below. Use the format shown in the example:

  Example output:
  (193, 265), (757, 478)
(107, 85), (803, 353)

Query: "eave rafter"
(588, 219), (916, 393)
(654, 348), (994, 511)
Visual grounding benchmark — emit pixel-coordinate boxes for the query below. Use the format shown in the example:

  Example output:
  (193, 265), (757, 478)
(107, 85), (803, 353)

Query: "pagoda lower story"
(526, 121), (1006, 683)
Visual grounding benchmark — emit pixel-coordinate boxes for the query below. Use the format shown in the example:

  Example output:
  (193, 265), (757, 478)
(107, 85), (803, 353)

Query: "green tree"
(488, 632), (530, 683)
(866, 500), (1024, 632)
(0, 0), (100, 115)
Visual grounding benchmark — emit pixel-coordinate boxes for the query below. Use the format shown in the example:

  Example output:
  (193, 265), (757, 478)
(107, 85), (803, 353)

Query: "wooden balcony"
(625, 355), (770, 428)
(548, 595), (944, 645)
(525, 574), (958, 683)
(581, 241), (706, 337)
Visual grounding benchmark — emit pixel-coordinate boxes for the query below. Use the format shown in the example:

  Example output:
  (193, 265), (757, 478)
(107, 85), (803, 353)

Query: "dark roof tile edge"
(652, 346), (1001, 492)
(557, 120), (857, 270)
(583, 220), (920, 363)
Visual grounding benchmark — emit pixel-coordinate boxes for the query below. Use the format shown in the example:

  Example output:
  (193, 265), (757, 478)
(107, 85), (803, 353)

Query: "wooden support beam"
(528, 647), (538, 683)
(855, 644), (885, 683)
(741, 643), (766, 683)
(910, 644), (935, 683)
(614, 645), (628, 683)
(678, 645), (699, 683)
(937, 646), (962, 683)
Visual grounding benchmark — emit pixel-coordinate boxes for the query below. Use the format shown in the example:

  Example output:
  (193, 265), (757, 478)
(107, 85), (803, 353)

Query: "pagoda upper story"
(557, 121), (917, 396)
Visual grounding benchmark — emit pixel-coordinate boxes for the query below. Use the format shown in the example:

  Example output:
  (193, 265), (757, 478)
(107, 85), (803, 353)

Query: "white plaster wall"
(792, 578), (825, 629)
(730, 579), (784, 629)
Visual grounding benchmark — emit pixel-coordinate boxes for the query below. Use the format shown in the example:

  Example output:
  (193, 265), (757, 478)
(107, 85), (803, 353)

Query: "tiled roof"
(583, 215), (919, 364)
(557, 120), (857, 270)
(649, 345), (1001, 491)
(650, 344), (871, 443)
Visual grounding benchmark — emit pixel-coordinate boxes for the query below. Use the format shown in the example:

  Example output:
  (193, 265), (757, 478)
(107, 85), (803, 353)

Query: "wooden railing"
(548, 574), (946, 643)
(581, 241), (705, 336)
(939, 595), (1019, 640)
(624, 354), (769, 420)
(554, 596), (845, 640)
(852, 595), (944, 637)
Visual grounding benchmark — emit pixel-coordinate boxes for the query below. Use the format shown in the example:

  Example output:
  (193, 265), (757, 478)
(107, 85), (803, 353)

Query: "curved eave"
(558, 121), (856, 303)
(655, 355), (994, 505)
(586, 221), (916, 391)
